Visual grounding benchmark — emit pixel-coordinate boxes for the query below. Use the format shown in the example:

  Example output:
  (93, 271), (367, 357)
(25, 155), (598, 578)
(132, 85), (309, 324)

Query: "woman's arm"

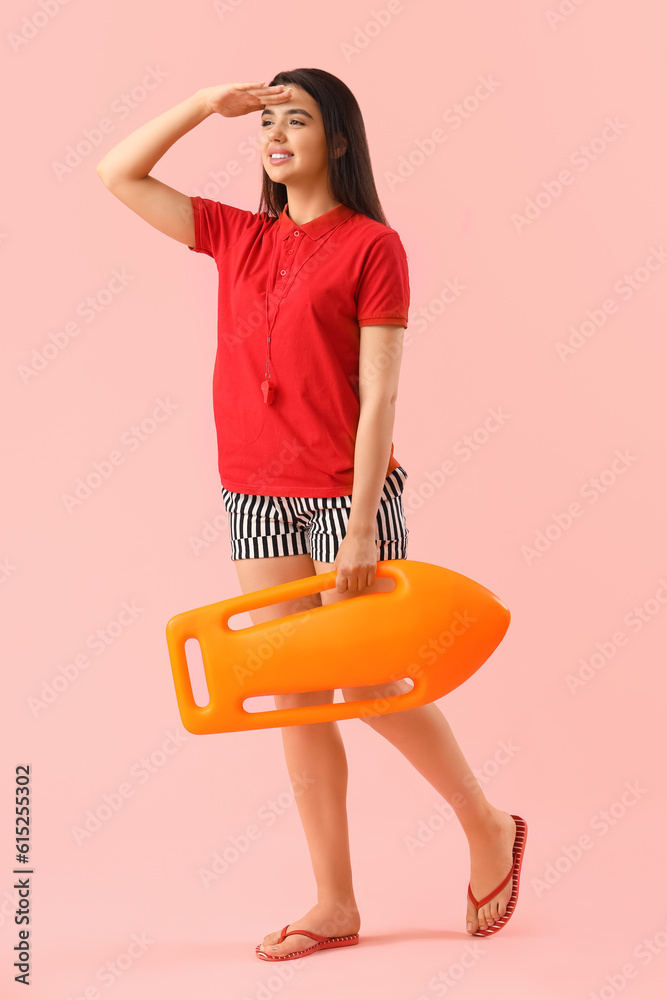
(95, 82), (290, 247)
(347, 325), (405, 536)
(95, 90), (213, 247)
(96, 90), (213, 184)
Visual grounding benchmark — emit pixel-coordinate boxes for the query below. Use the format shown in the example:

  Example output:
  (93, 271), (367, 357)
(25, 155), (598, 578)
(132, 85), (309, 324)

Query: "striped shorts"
(221, 465), (409, 562)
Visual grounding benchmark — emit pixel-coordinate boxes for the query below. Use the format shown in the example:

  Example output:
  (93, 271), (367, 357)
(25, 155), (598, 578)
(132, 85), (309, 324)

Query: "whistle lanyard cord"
(262, 215), (354, 386)
(264, 292), (272, 382)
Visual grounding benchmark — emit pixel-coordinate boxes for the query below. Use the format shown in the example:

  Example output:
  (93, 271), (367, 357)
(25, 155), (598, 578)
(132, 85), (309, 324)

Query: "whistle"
(261, 380), (275, 404)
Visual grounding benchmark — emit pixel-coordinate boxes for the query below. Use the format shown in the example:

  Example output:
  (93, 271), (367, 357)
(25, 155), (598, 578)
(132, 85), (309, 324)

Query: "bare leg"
(345, 682), (517, 934)
(310, 556), (518, 936)
(260, 707), (361, 957)
(233, 554), (361, 958)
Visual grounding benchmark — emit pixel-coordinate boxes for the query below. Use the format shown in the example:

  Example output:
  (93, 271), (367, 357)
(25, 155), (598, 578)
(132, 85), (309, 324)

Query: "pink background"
(3, 0), (666, 997)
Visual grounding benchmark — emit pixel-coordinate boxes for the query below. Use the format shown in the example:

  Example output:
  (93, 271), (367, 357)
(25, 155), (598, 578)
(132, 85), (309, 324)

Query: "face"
(260, 84), (341, 185)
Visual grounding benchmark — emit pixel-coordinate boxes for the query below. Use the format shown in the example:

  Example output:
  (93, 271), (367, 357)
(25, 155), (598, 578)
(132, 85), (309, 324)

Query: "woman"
(97, 68), (526, 961)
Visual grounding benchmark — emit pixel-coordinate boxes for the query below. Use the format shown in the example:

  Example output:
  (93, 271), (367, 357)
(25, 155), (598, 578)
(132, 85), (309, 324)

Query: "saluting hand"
(200, 81), (293, 118)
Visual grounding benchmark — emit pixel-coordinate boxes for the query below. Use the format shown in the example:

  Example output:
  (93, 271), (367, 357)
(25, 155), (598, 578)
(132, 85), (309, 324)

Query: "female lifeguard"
(97, 68), (526, 961)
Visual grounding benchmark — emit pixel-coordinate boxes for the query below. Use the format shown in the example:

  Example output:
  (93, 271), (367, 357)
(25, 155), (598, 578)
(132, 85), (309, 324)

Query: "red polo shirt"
(188, 197), (410, 497)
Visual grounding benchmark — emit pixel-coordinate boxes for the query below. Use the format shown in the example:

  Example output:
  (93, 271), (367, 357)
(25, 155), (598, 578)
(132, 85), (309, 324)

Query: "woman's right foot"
(256, 900), (361, 959)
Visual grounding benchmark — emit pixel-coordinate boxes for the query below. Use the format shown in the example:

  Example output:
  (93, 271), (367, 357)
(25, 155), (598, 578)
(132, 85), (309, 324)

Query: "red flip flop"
(467, 814), (527, 937)
(255, 925), (360, 961)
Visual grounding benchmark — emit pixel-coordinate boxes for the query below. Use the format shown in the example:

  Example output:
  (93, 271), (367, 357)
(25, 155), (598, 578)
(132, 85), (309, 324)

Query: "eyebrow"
(260, 107), (314, 120)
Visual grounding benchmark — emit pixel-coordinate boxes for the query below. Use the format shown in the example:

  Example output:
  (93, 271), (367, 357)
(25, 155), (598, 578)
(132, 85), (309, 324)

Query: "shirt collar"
(277, 201), (356, 240)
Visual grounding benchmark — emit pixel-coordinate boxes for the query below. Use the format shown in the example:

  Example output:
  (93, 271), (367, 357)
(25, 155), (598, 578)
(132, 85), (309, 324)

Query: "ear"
(332, 133), (348, 159)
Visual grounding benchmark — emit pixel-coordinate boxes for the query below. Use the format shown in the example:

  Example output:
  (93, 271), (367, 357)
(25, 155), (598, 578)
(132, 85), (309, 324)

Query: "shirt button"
(280, 269), (286, 275)
(294, 231), (300, 237)
(287, 249), (294, 254)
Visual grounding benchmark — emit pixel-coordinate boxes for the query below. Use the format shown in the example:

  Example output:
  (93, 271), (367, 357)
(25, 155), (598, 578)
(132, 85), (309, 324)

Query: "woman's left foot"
(465, 809), (517, 934)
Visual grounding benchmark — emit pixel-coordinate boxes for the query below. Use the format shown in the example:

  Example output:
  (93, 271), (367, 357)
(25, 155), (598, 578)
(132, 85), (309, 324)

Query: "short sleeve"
(187, 196), (261, 259)
(356, 231), (410, 328)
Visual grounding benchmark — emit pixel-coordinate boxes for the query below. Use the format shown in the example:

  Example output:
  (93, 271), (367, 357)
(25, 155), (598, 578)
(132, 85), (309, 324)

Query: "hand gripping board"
(165, 559), (510, 735)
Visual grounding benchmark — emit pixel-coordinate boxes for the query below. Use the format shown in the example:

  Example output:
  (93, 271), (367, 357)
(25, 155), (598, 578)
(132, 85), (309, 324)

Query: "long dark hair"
(257, 68), (389, 227)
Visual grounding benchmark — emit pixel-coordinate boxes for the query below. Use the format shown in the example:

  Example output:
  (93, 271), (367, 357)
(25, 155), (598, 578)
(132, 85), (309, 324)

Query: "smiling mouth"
(269, 153), (294, 163)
